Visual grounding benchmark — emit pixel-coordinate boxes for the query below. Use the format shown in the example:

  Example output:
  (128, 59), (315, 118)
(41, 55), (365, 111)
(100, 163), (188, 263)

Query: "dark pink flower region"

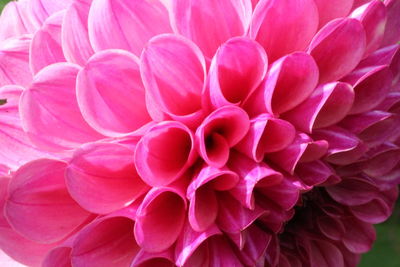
(0, 0), (399, 266)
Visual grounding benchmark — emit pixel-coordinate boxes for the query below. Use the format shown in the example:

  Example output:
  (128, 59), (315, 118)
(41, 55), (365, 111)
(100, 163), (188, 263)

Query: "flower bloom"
(0, 0), (400, 266)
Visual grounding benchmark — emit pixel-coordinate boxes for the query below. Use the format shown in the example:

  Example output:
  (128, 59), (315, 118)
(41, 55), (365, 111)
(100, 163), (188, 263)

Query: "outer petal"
(249, 0), (319, 62)
(4, 159), (91, 244)
(66, 142), (148, 214)
(62, 0), (94, 65)
(140, 34), (206, 126)
(20, 63), (103, 151)
(171, 0), (252, 58)
(135, 121), (197, 187)
(131, 248), (175, 267)
(381, 0), (400, 46)
(88, 0), (172, 56)
(282, 82), (355, 133)
(0, 36), (32, 87)
(30, 11), (66, 74)
(308, 18), (366, 84)
(314, 0), (354, 28)
(0, 1), (28, 42)
(206, 37), (268, 109)
(76, 49), (152, 137)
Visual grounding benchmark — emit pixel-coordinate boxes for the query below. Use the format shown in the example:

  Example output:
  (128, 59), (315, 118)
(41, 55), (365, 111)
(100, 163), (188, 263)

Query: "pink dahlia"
(0, 0), (400, 266)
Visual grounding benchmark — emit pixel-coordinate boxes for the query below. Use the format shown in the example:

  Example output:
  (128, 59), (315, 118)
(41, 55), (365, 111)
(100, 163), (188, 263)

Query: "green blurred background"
(0, 0), (399, 266)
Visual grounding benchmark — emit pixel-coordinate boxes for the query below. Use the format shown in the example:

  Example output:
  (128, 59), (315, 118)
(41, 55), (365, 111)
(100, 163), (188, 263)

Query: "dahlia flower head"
(0, 0), (400, 266)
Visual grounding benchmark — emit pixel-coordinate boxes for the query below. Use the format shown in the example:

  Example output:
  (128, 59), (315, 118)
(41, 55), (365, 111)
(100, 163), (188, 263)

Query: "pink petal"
(308, 18), (366, 84)
(135, 185), (187, 253)
(187, 164), (239, 231)
(256, 178), (300, 211)
(235, 114), (295, 162)
(350, 0), (387, 57)
(135, 121), (197, 187)
(0, 1), (28, 42)
(62, 0), (94, 66)
(20, 63), (103, 151)
(357, 43), (399, 69)
(72, 216), (139, 267)
(140, 34), (206, 127)
(30, 11), (66, 74)
(314, 0), (354, 28)
(171, 0), (252, 58)
(381, 0), (400, 46)
(195, 105), (249, 168)
(295, 160), (337, 187)
(308, 239), (345, 267)
(228, 151), (283, 209)
(250, 0), (319, 62)
(360, 142), (400, 176)
(350, 198), (391, 224)
(206, 37), (268, 109)
(267, 133), (328, 174)
(317, 215), (346, 241)
(342, 217), (376, 253)
(131, 248), (175, 267)
(66, 142), (148, 214)
(76, 49), (152, 137)
(282, 82), (354, 132)
(88, 0), (171, 56)
(0, 35), (33, 88)
(4, 159), (91, 244)
(43, 245), (72, 267)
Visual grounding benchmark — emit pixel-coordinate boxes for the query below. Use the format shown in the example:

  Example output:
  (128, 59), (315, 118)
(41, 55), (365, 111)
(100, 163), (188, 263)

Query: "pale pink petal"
(140, 34), (206, 127)
(76, 49), (152, 137)
(342, 217), (376, 253)
(135, 185), (187, 253)
(350, 0), (387, 57)
(282, 82), (354, 132)
(171, 0), (252, 58)
(235, 114), (295, 162)
(0, 35), (32, 87)
(250, 0), (319, 62)
(195, 105), (249, 168)
(72, 216), (139, 267)
(30, 11), (66, 74)
(0, 1), (28, 42)
(88, 0), (171, 56)
(4, 159), (91, 244)
(381, 0), (400, 46)
(314, 0), (354, 28)
(228, 151), (283, 209)
(308, 18), (366, 83)
(187, 164), (238, 231)
(135, 121), (197, 187)
(62, 0), (94, 65)
(20, 63), (103, 151)
(132, 248), (175, 267)
(66, 142), (148, 214)
(206, 37), (267, 109)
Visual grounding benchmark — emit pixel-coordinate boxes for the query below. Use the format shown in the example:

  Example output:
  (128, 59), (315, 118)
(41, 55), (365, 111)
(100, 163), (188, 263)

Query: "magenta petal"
(88, 0), (171, 56)
(30, 11), (66, 74)
(206, 37), (268, 108)
(0, 36), (33, 88)
(171, 0), (252, 58)
(131, 248), (175, 267)
(282, 82), (354, 132)
(196, 105), (250, 168)
(256, 178), (300, 211)
(140, 34), (206, 126)
(66, 142), (148, 214)
(235, 114), (295, 162)
(350, 198), (391, 224)
(72, 216), (139, 267)
(135, 186), (187, 253)
(342, 217), (376, 253)
(295, 160), (337, 187)
(135, 121), (197, 187)
(317, 215), (346, 241)
(308, 18), (366, 83)
(360, 143), (400, 176)
(0, 1), (28, 42)
(43, 245), (72, 267)
(62, 0), (94, 66)
(250, 0), (319, 62)
(381, 0), (400, 46)
(314, 0), (354, 28)
(4, 159), (91, 244)
(77, 49), (152, 137)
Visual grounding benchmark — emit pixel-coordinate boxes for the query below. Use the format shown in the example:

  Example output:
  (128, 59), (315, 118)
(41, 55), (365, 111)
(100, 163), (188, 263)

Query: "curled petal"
(314, 0), (354, 28)
(171, 0), (252, 58)
(295, 160), (338, 187)
(88, 0), (172, 56)
(66, 142), (148, 214)
(282, 82), (354, 133)
(206, 37), (268, 109)
(30, 11), (66, 74)
(195, 106), (250, 168)
(381, 0), (400, 46)
(20, 63), (103, 151)
(250, 0), (319, 62)
(141, 34), (206, 126)
(256, 178), (300, 211)
(4, 159), (91, 244)
(135, 121), (197, 187)
(308, 18), (366, 83)
(77, 49), (152, 137)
